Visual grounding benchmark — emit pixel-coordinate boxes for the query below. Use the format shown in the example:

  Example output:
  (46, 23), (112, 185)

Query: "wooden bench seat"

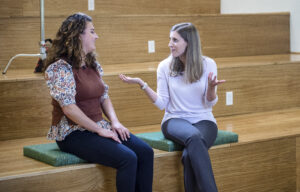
(0, 107), (299, 191)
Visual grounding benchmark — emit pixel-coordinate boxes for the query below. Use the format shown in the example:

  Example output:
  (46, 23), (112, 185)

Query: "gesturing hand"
(208, 72), (226, 88)
(119, 74), (142, 85)
(111, 121), (131, 141)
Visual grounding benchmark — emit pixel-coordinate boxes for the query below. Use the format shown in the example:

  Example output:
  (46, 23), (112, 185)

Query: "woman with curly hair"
(44, 13), (153, 192)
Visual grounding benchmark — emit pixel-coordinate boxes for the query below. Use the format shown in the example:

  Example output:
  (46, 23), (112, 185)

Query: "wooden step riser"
(0, 14), (289, 69)
(216, 62), (300, 116)
(1, 62), (300, 140)
(0, 136), (296, 192)
(108, 62), (300, 125)
(296, 137), (300, 191)
(0, 0), (220, 18)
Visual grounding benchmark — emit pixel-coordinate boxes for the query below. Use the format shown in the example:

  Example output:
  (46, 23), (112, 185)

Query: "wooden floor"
(0, 107), (299, 179)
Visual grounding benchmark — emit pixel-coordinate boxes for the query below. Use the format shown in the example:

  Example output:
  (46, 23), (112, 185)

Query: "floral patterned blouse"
(45, 59), (111, 141)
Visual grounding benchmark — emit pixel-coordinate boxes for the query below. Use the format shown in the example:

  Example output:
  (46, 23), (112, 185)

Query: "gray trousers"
(162, 118), (218, 192)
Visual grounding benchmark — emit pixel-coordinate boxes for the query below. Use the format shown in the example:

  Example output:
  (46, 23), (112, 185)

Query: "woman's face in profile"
(80, 22), (99, 54)
(168, 31), (187, 58)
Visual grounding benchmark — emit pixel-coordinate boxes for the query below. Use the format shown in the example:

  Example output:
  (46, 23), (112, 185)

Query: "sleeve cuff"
(100, 94), (109, 103)
(205, 95), (218, 107)
(154, 97), (165, 110)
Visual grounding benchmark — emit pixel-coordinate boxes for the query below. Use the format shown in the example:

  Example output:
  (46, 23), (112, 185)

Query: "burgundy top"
(45, 59), (110, 141)
(51, 66), (105, 126)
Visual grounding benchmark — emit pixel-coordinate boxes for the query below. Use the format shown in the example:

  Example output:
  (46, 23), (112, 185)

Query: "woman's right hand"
(119, 74), (143, 86)
(97, 128), (121, 143)
(119, 74), (158, 104)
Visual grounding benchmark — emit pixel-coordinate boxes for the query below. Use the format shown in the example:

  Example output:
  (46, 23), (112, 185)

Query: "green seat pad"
(136, 130), (238, 152)
(23, 143), (87, 167)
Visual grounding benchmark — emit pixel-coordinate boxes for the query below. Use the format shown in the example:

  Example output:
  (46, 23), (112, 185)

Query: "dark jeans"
(56, 130), (153, 192)
(162, 118), (218, 192)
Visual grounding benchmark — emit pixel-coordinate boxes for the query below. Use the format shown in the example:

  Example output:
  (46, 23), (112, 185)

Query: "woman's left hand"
(111, 121), (131, 141)
(208, 72), (226, 88)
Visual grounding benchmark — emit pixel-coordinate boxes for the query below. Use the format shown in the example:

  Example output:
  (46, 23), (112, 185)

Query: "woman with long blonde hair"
(120, 23), (225, 192)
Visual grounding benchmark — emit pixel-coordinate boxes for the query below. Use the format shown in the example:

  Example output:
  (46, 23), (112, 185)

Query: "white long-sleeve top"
(154, 56), (218, 125)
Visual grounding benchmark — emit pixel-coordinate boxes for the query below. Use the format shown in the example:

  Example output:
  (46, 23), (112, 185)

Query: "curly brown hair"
(44, 12), (97, 71)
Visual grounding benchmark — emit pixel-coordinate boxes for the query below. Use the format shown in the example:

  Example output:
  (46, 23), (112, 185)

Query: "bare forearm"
(206, 87), (217, 101)
(101, 98), (119, 123)
(207, 71), (226, 101)
(62, 103), (121, 143)
(137, 80), (158, 103)
(62, 104), (100, 133)
(119, 74), (158, 104)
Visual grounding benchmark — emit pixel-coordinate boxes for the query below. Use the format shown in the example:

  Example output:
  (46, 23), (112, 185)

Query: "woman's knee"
(127, 150), (138, 163)
(117, 149), (138, 170)
(144, 144), (154, 158)
(131, 135), (154, 159)
(181, 149), (189, 163)
(188, 132), (207, 147)
(137, 143), (154, 164)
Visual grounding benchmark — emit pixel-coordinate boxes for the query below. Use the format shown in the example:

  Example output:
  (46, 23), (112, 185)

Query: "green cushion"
(136, 130), (238, 152)
(23, 143), (87, 167)
(23, 130), (238, 166)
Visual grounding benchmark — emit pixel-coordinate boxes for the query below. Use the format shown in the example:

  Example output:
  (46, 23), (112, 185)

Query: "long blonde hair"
(44, 12), (97, 71)
(170, 23), (203, 83)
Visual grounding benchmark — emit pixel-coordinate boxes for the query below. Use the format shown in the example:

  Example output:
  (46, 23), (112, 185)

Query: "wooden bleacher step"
(0, 13), (289, 70)
(1, 54), (300, 141)
(0, 108), (299, 191)
(0, 0), (220, 18)
(0, 0), (298, 190)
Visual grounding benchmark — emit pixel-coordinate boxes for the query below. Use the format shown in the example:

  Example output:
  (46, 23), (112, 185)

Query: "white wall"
(221, 0), (300, 53)
(290, 0), (300, 52)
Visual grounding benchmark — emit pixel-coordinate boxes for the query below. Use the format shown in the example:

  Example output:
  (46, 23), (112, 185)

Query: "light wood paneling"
(0, 17), (62, 70)
(0, 135), (297, 191)
(0, 0), (220, 18)
(0, 137), (55, 178)
(0, 78), (52, 140)
(217, 108), (300, 143)
(0, 164), (117, 192)
(103, 71), (163, 127)
(94, 14), (290, 64)
(215, 61), (300, 116)
(108, 59), (300, 127)
(3, 53), (299, 78)
(211, 137), (296, 192)
(0, 13), (290, 69)
(297, 137), (300, 192)
(1, 107), (299, 178)
(1, 55), (300, 140)
(0, 0), (23, 17)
